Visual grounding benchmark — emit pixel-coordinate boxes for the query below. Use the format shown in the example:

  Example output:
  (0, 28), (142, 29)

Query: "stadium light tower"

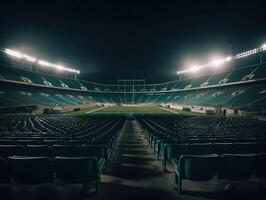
(2, 48), (80, 77)
(176, 44), (266, 77)
(262, 44), (266, 50)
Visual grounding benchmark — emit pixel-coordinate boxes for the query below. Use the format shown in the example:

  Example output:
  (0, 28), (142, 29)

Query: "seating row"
(173, 153), (266, 194)
(162, 142), (266, 170)
(0, 156), (103, 193)
(0, 144), (111, 170)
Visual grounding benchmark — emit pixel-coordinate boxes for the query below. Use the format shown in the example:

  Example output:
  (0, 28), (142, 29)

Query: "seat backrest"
(53, 145), (80, 157)
(0, 140), (16, 145)
(179, 154), (219, 181)
(0, 145), (27, 157)
(218, 154), (257, 180)
(54, 156), (98, 183)
(190, 143), (213, 155)
(8, 156), (54, 184)
(258, 142), (266, 153)
(165, 144), (190, 161)
(0, 157), (9, 183)
(256, 153), (266, 178)
(68, 140), (88, 145)
(26, 145), (53, 157)
(81, 145), (106, 159)
(16, 140), (40, 145)
(212, 143), (232, 155)
(43, 140), (66, 146)
(231, 143), (258, 154)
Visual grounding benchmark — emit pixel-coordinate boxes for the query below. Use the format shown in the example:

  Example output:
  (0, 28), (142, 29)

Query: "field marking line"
(157, 107), (179, 114)
(86, 106), (106, 114)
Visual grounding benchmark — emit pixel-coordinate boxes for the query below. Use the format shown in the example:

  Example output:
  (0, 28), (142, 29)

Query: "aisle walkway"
(92, 119), (210, 200)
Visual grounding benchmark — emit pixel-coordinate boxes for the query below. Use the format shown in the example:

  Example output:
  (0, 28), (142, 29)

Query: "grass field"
(65, 106), (202, 116)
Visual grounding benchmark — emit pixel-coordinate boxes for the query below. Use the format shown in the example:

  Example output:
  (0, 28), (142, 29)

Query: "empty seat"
(43, 140), (66, 146)
(53, 145), (80, 157)
(174, 154), (219, 192)
(26, 145), (53, 157)
(212, 143), (232, 155)
(68, 140), (88, 145)
(218, 154), (257, 180)
(231, 143), (258, 154)
(54, 157), (101, 193)
(16, 140), (40, 145)
(81, 145), (108, 169)
(8, 157), (54, 184)
(258, 142), (266, 153)
(0, 145), (27, 157)
(256, 153), (266, 179)
(190, 143), (212, 155)
(0, 140), (16, 145)
(163, 143), (190, 171)
(0, 157), (9, 183)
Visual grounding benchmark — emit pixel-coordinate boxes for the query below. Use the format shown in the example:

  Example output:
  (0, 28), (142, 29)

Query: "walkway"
(92, 119), (210, 200)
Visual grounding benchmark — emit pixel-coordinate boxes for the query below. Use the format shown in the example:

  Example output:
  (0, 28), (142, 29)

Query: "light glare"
(4, 48), (80, 74)
(5, 49), (22, 58)
(262, 44), (266, 50)
(22, 55), (36, 62)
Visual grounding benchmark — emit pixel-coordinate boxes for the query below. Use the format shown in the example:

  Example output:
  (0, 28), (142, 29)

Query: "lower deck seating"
(172, 153), (266, 193)
(0, 115), (124, 196)
(0, 156), (103, 193)
(139, 115), (266, 194)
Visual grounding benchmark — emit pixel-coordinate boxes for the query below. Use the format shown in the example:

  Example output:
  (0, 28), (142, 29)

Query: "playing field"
(65, 106), (202, 116)
(68, 106), (173, 115)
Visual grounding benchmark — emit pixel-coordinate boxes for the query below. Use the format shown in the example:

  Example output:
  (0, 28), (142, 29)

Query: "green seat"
(174, 154), (219, 193)
(54, 156), (102, 193)
(218, 154), (257, 180)
(163, 143), (190, 171)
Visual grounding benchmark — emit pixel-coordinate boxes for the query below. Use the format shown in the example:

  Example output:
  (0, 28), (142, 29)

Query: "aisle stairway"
(91, 119), (211, 200)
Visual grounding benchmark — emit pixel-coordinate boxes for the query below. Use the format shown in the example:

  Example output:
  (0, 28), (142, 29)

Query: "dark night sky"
(0, 0), (266, 83)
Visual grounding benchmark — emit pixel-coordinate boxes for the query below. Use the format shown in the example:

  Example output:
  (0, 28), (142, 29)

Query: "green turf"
(93, 106), (173, 114)
(64, 106), (203, 116)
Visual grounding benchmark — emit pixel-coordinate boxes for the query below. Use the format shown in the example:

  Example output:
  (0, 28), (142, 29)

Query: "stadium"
(1, 1), (266, 200)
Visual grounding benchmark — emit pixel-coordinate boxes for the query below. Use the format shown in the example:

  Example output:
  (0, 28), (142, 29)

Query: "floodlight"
(225, 56), (232, 61)
(5, 49), (22, 58)
(189, 66), (199, 72)
(4, 48), (80, 74)
(211, 59), (225, 67)
(22, 55), (36, 62)
(56, 65), (63, 70)
(177, 43), (266, 76)
(38, 60), (54, 67)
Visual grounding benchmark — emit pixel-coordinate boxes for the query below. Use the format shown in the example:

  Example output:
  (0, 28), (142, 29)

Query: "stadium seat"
(163, 143), (190, 171)
(0, 157), (9, 183)
(53, 145), (81, 157)
(258, 142), (266, 153)
(8, 156), (54, 184)
(231, 142), (258, 154)
(81, 145), (109, 170)
(43, 140), (66, 146)
(0, 140), (16, 145)
(256, 153), (266, 179)
(54, 157), (102, 193)
(68, 140), (88, 145)
(212, 143), (232, 154)
(16, 140), (40, 145)
(218, 154), (257, 180)
(0, 145), (27, 157)
(190, 143), (213, 155)
(173, 154), (219, 193)
(26, 145), (53, 157)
